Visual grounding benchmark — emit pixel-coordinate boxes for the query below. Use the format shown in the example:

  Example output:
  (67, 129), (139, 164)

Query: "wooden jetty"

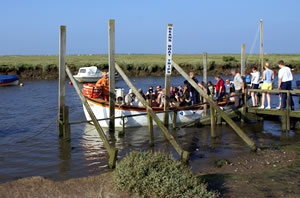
(57, 20), (289, 169)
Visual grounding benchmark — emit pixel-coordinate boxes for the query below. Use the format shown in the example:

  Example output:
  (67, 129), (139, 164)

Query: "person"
(277, 60), (294, 110)
(214, 75), (226, 101)
(250, 67), (260, 107)
(124, 89), (136, 105)
(180, 80), (191, 106)
(231, 69), (245, 108)
(95, 71), (109, 101)
(225, 78), (235, 95)
(207, 81), (214, 97)
(187, 71), (200, 104)
(259, 63), (274, 109)
(155, 85), (162, 98)
(198, 81), (210, 102)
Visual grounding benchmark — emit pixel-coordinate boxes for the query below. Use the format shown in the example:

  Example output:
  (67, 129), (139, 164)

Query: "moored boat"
(73, 66), (119, 83)
(82, 85), (204, 128)
(0, 74), (19, 86)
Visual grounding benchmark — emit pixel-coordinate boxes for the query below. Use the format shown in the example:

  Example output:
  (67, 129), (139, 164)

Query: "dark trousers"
(234, 89), (243, 108)
(281, 81), (294, 109)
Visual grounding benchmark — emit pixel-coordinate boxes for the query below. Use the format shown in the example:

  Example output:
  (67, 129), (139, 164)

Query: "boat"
(73, 66), (119, 83)
(82, 85), (204, 128)
(0, 74), (19, 86)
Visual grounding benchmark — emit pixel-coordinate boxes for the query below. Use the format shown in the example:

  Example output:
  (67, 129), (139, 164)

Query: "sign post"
(163, 24), (173, 126)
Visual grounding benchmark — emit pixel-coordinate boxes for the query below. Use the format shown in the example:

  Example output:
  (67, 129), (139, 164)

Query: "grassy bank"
(1, 54), (300, 79)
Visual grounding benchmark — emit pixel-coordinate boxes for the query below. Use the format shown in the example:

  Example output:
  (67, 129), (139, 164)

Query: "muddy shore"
(1, 147), (299, 198)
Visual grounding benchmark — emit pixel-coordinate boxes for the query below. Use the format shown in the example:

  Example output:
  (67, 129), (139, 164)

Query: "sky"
(1, 0), (299, 55)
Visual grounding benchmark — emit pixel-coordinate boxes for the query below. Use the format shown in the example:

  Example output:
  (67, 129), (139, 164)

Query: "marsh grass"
(1, 54), (300, 77)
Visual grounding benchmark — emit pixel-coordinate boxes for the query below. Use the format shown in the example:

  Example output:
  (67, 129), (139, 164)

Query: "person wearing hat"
(259, 63), (274, 109)
(96, 71), (109, 101)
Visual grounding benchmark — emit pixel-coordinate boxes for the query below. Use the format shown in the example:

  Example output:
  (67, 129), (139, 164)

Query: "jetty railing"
(245, 88), (300, 131)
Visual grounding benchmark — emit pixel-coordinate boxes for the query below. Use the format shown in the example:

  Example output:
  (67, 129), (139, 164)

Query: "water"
(1, 75), (300, 184)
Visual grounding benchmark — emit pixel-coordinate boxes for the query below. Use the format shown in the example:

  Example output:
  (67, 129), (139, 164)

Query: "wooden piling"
(58, 25), (66, 137)
(108, 19), (116, 132)
(210, 101), (216, 138)
(147, 99), (154, 146)
(63, 106), (70, 141)
(260, 19), (264, 73)
(203, 52), (208, 117)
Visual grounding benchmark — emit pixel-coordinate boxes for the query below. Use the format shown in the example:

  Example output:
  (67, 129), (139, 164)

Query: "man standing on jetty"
(277, 60), (294, 110)
(231, 69), (245, 109)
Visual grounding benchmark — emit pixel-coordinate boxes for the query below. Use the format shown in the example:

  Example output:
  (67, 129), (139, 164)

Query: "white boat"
(73, 66), (119, 83)
(82, 86), (204, 128)
(73, 66), (102, 83)
(0, 74), (19, 86)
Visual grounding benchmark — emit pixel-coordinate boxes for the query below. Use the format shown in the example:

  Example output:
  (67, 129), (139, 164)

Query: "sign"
(165, 24), (173, 75)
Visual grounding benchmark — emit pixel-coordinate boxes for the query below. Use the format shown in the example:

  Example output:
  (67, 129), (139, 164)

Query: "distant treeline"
(1, 54), (300, 79)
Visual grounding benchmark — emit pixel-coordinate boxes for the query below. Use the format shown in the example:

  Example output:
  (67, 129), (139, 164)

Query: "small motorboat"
(73, 66), (102, 83)
(0, 74), (19, 86)
(73, 66), (120, 83)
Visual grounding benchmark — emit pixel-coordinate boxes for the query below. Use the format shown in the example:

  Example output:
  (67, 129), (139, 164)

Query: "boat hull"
(0, 75), (19, 86)
(83, 98), (203, 128)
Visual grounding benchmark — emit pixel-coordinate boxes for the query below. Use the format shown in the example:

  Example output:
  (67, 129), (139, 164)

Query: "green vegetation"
(1, 54), (300, 79)
(113, 151), (219, 198)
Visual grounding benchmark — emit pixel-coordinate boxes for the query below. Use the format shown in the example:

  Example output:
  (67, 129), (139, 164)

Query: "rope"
(246, 23), (260, 63)
(16, 119), (57, 143)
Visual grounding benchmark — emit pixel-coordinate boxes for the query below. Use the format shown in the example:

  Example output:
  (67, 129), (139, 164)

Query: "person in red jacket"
(214, 75), (226, 101)
(96, 72), (109, 101)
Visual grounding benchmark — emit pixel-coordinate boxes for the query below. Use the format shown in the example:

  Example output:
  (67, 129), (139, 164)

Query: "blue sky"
(1, 0), (299, 55)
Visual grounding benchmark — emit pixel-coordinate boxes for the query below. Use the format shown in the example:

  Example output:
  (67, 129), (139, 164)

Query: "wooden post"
(241, 44), (246, 122)
(115, 63), (189, 163)
(108, 19), (116, 133)
(172, 61), (257, 151)
(241, 44), (246, 76)
(58, 25), (66, 137)
(172, 110), (177, 129)
(203, 52), (208, 116)
(210, 99), (216, 138)
(286, 91), (290, 131)
(63, 106), (70, 141)
(260, 19), (264, 74)
(147, 99), (154, 147)
(65, 66), (118, 169)
(164, 24), (173, 126)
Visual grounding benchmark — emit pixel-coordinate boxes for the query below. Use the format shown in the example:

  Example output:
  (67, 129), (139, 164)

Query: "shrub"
(222, 56), (236, 62)
(113, 151), (219, 198)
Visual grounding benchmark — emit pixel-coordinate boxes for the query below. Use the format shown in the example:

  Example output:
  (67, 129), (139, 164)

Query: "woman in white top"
(250, 67), (260, 107)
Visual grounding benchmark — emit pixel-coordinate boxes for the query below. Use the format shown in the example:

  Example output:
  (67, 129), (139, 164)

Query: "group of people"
(95, 60), (295, 110)
(232, 59), (294, 110)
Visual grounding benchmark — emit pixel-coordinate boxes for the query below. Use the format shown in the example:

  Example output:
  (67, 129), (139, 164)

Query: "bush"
(113, 151), (219, 198)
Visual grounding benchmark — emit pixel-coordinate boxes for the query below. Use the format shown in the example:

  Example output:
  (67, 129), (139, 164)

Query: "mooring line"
(16, 119), (57, 143)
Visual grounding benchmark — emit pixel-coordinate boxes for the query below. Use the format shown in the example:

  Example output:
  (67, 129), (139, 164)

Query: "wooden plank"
(115, 63), (189, 163)
(65, 66), (118, 168)
(172, 61), (257, 151)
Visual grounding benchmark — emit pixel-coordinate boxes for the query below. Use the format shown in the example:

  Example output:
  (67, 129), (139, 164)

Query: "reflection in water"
(76, 119), (300, 175)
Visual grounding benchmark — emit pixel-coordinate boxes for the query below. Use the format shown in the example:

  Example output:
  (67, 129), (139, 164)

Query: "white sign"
(165, 25), (173, 75)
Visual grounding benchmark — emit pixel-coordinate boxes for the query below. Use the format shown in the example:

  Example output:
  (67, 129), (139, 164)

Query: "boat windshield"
(79, 69), (87, 73)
